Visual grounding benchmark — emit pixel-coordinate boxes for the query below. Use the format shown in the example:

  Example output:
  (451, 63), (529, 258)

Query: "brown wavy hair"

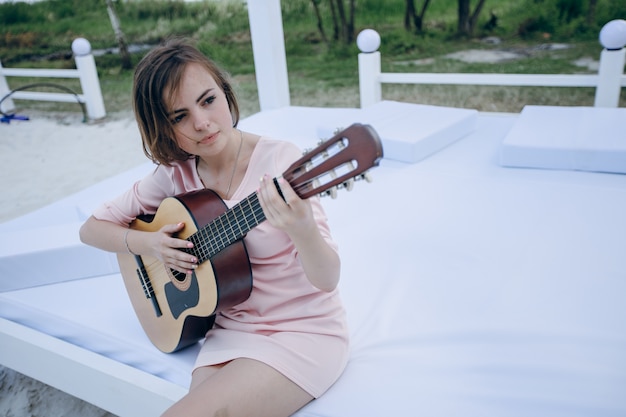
(132, 38), (240, 166)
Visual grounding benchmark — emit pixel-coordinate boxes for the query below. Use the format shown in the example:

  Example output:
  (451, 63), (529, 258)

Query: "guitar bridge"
(135, 255), (162, 317)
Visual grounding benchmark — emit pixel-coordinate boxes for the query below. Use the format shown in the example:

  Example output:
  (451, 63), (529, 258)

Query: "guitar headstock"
(282, 123), (384, 200)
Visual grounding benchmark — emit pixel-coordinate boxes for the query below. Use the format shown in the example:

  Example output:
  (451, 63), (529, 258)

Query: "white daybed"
(1, 102), (626, 416)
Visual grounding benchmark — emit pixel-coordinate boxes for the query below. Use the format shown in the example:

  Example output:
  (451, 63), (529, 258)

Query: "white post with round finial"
(0, 60), (15, 113)
(357, 29), (382, 108)
(594, 19), (626, 108)
(72, 38), (106, 120)
(247, 0), (290, 111)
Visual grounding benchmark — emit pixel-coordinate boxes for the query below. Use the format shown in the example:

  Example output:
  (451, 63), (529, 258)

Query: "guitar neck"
(186, 123), (384, 264)
(189, 191), (266, 264)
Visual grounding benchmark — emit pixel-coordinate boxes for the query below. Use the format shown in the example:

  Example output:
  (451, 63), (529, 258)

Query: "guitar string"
(189, 157), (328, 262)
(190, 150), (309, 260)
(189, 170), (341, 263)
(192, 193), (266, 262)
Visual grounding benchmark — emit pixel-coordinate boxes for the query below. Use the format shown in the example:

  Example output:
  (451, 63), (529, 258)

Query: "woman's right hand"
(143, 222), (198, 275)
(80, 216), (198, 275)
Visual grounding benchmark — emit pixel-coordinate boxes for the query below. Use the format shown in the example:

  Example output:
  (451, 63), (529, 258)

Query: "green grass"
(1, 0), (624, 117)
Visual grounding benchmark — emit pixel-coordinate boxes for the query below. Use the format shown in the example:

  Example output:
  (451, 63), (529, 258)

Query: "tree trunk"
(417, 0), (431, 32)
(329, 0), (339, 41)
(405, 0), (416, 31)
(347, 0), (355, 43)
(310, 0), (328, 43)
(105, 0), (132, 69)
(469, 0), (487, 34)
(327, 0), (354, 44)
(335, 0), (349, 43)
(458, 0), (487, 36)
(458, 0), (471, 36)
(586, 0), (597, 26)
(405, 0), (430, 33)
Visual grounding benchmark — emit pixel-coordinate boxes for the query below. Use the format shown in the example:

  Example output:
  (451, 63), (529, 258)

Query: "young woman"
(79, 39), (349, 417)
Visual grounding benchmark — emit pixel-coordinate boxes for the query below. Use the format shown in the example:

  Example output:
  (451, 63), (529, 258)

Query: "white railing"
(357, 19), (626, 109)
(0, 38), (106, 120)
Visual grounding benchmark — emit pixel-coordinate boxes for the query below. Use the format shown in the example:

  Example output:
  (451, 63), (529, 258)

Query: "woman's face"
(167, 63), (235, 158)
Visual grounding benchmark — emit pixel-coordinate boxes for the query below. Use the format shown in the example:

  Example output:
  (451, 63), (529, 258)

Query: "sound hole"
(166, 266), (193, 292)
(171, 269), (186, 282)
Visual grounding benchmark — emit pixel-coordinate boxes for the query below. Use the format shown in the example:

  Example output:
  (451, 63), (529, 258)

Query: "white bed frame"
(0, 317), (185, 416)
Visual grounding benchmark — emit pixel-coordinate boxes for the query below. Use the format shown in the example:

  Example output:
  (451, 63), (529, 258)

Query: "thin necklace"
(225, 129), (243, 198)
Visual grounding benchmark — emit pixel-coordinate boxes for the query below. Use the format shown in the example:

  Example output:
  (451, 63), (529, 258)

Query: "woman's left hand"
(257, 174), (315, 238)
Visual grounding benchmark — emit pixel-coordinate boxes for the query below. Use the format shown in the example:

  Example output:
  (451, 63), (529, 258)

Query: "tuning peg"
(325, 187), (338, 199)
(343, 178), (354, 191)
(362, 172), (373, 183)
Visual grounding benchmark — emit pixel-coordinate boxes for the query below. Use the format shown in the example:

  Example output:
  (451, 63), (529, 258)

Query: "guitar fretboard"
(187, 191), (266, 263)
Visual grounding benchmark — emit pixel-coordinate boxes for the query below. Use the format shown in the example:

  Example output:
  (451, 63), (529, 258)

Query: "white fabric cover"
(315, 100), (478, 163)
(1, 108), (625, 416)
(500, 105), (626, 174)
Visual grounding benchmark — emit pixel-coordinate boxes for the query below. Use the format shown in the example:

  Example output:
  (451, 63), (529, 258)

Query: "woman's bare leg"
(161, 358), (314, 417)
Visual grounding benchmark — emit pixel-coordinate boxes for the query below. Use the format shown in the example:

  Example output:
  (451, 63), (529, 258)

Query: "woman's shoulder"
(140, 158), (202, 195)
(246, 137), (301, 177)
(257, 136), (299, 151)
(256, 136), (301, 160)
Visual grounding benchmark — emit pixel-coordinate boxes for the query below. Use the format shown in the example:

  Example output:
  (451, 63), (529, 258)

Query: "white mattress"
(1, 107), (626, 416)
(500, 105), (626, 174)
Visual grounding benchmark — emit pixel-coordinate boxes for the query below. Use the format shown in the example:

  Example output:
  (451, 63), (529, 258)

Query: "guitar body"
(117, 189), (252, 353)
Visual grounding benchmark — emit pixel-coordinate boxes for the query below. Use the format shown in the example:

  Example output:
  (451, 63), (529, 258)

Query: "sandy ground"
(0, 112), (147, 223)
(0, 111), (147, 417)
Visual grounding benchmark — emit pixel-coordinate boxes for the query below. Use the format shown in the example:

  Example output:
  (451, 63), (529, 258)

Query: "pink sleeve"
(310, 195), (339, 254)
(92, 159), (203, 226)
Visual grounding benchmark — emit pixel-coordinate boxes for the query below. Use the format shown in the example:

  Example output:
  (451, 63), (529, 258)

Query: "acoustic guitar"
(118, 123), (383, 352)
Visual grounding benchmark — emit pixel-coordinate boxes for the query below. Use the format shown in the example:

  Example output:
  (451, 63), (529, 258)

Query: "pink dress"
(93, 137), (349, 398)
